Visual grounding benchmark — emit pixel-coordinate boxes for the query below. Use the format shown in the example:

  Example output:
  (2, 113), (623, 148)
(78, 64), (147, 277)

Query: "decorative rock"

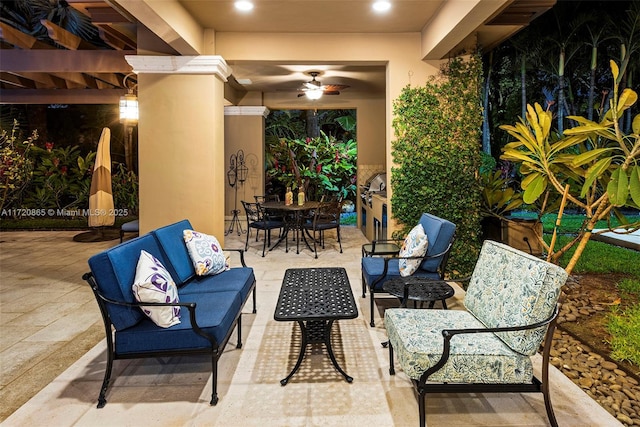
(602, 361), (619, 370)
(618, 413), (634, 425)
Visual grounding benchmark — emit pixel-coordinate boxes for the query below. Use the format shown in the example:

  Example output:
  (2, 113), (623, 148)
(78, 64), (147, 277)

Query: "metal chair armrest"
(223, 247), (247, 267)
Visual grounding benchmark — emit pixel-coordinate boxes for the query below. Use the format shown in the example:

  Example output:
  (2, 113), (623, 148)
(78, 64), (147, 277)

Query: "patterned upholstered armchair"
(384, 240), (568, 427)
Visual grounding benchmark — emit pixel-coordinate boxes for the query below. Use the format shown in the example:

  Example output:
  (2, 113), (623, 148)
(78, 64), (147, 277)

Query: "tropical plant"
(25, 142), (94, 210)
(479, 169), (524, 218)
(112, 162), (139, 215)
(266, 133), (357, 201)
(500, 60), (640, 274)
(0, 120), (37, 211)
(392, 54), (483, 277)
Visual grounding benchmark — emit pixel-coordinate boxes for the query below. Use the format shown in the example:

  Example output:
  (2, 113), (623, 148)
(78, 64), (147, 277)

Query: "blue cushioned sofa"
(82, 219), (256, 408)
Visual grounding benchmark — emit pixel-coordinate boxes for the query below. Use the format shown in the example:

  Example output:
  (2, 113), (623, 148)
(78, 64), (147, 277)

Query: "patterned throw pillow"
(132, 250), (181, 328)
(183, 229), (229, 276)
(398, 223), (429, 277)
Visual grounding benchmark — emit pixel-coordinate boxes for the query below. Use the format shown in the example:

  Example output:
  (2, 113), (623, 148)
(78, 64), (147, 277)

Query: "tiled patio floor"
(0, 226), (622, 426)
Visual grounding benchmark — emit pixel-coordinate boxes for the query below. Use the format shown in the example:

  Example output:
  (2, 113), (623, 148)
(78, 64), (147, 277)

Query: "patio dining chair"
(241, 201), (285, 257)
(302, 198), (343, 258)
(361, 213), (456, 327)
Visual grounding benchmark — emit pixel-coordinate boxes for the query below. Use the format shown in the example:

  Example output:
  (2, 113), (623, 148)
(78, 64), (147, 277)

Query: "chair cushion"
(178, 267), (256, 305)
(132, 250), (181, 328)
(152, 219), (196, 285)
(417, 213), (456, 273)
(399, 223), (429, 277)
(183, 229), (229, 276)
(385, 309), (533, 383)
(362, 257), (441, 291)
(88, 234), (169, 330)
(121, 220), (139, 232)
(464, 240), (567, 355)
(115, 290), (242, 354)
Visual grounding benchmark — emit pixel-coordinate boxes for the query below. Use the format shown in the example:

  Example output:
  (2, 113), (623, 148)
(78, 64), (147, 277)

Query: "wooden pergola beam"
(0, 50), (135, 73)
(0, 72), (37, 89)
(40, 19), (98, 50)
(0, 88), (127, 104)
(0, 23), (55, 49)
(98, 25), (136, 50)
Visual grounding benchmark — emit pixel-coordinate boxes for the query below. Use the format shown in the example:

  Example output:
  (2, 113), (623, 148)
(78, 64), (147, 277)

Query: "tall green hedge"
(391, 55), (483, 277)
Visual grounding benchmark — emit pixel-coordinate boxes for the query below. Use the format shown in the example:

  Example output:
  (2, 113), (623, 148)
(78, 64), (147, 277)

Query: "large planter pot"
(480, 216), (502, 242)
(481, 216), (543, 256)
(502, 217), (543, 256)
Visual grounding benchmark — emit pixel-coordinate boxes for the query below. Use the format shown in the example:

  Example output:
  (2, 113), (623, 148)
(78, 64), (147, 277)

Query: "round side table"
(383, 276), (455, 309)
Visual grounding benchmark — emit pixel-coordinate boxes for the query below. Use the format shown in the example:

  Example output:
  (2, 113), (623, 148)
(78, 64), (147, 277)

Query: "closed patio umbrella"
(74, 127), (118, 242)
(88, 127), (115, 228)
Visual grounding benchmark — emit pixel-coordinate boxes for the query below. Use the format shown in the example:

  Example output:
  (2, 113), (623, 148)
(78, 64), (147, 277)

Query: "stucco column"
(125, 55), (231, 238)
(223, 106), (269, 227)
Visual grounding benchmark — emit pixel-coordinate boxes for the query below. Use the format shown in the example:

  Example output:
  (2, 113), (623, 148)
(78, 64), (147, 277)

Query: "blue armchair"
(361, 213), (456, 327)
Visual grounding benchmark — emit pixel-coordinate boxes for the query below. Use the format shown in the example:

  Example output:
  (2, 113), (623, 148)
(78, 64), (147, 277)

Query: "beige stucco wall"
(224, 112), (266, 221)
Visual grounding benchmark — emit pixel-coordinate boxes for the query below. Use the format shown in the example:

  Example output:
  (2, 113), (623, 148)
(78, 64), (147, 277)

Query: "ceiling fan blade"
(323, 91), (340, 95)
(323, 84), (349, 91)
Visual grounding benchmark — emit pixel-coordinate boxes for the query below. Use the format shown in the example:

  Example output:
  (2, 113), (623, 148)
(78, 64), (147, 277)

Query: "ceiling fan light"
(373, 1), (391, 13)
(306, 89), (323, 100)
(235, 1), (254, 12)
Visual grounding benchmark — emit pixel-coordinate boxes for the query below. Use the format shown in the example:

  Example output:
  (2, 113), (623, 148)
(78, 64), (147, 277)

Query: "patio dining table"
(261, 200), (321, 254)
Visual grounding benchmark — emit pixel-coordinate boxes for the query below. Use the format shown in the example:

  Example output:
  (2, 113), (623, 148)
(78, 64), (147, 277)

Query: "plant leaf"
(581, 157), (612, 198)
(607, 167), (629, 206)
(633, 114), (640, 135)
(572, 148), (613, 166)
(523, 174), (547, 204)
(500, 149), (535, 164)
(611, 60), (619, 81)
(616, 88), (638, 116)
(630, 166), (640, 207)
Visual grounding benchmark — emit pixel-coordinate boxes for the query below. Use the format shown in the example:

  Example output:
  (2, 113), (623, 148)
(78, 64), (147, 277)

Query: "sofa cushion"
(464, 240), (567, 355)
(88, 234), (169, 330)
(385, 308), (533, 383)
(183, 229), (229, 276)
(362, 257), (441, 292)
(417, 213), (456, 273)
(178, 267), (256, 304)
(115, 290), (242, 354)
(398, 223), (429, 277)
(132, 250), (181, 328)
(152, 219), (196, 285)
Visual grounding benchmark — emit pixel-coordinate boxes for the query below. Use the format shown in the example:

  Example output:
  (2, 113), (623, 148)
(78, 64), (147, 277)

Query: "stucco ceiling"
(0, 0), (555, 104)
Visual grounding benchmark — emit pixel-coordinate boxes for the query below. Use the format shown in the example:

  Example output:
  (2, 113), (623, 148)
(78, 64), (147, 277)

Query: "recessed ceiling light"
(372, 1), (391, 13)
(235, 1), (254, 12)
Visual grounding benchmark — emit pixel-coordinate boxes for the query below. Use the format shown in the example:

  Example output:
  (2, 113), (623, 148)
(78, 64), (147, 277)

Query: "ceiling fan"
(298, 71), (349, 99)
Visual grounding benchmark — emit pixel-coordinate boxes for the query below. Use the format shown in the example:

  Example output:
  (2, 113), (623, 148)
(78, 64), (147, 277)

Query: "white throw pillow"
(132, 250), (181, 328)
(398, 223), (429, 277)
(183, 230), (229, 276)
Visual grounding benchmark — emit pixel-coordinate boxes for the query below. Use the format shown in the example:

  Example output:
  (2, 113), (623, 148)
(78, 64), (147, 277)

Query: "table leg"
(324, 320), (353, 383)
(280, 320), (308, 385)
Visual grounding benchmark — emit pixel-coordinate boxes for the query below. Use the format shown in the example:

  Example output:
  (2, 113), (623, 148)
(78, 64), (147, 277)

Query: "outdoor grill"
(360, 173), (387, 207)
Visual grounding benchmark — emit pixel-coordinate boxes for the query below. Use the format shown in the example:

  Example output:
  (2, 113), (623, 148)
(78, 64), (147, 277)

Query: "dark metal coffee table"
(383, 276), (455, 309)
(274, 267), (358, 385)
